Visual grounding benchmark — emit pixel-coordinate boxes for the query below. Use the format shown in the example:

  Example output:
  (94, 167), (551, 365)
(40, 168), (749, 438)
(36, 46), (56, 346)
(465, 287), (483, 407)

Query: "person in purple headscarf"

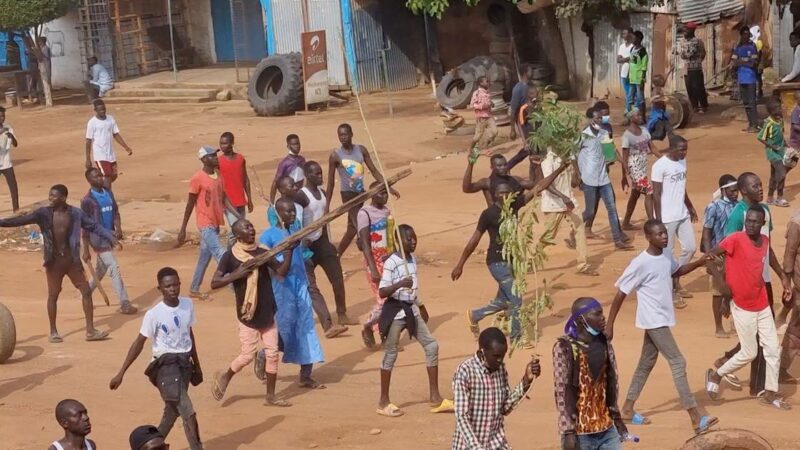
(553, 297), (628, 450)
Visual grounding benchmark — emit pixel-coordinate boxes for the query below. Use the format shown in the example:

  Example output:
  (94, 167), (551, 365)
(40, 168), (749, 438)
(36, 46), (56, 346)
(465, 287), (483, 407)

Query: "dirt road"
(0, 89), (796, 449)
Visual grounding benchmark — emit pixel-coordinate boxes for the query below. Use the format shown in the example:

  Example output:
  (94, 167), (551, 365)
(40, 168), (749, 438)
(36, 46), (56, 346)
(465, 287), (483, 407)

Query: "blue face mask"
(601, 115), (611, 125)
(582, 317), (602, 336)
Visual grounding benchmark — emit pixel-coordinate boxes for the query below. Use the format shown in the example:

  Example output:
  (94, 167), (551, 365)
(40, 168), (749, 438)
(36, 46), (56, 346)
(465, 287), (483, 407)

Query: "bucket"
(601, 137), (617, 162)
(4, 90), (16, 107)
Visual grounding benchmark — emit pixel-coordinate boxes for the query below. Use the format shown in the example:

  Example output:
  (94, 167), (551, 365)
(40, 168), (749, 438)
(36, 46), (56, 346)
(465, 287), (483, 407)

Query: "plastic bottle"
(620, 432), (640, 443)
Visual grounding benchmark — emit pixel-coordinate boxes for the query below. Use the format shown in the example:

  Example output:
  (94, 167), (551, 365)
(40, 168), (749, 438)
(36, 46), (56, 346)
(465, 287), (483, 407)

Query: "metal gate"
(78, 0), (116, 80)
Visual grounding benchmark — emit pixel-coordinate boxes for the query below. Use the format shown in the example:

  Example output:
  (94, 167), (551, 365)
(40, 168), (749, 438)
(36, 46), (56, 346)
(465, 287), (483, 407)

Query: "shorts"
(708, 259), (725, 296)
(96, 160), (118, 178)
(46, 255), (89, 296)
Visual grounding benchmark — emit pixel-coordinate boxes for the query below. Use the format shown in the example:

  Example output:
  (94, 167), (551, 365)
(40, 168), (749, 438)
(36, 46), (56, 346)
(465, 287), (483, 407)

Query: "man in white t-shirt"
(85, 56), (114, 102)
(109, 267), (203, 450)
(652, 134), (698, 305)
(0, 106), (20, 212)
(617, 28), (635, 112)
(541, 150), (596, 276)
(85, 99), (133, 189)
(606, 219), (718, 434)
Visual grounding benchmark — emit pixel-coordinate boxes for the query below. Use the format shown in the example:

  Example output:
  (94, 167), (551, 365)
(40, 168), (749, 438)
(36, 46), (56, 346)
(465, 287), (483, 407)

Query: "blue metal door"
(211, 0), (267, 62)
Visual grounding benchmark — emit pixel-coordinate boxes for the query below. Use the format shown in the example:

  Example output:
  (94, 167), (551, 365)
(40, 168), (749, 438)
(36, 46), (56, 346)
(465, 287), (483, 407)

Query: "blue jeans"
(190, 227), (225, 293)
(572, 427), (621, 450)
(621, 77), (633, 112)
(472, 262), (522, 341)
(630, 83), (645, 114)
(581, 183), (623, 243)
(224, 206), (246, 249)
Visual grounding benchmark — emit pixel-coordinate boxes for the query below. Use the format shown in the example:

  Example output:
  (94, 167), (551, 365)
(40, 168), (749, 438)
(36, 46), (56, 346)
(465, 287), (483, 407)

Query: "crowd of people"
(3, 29), (800, 448)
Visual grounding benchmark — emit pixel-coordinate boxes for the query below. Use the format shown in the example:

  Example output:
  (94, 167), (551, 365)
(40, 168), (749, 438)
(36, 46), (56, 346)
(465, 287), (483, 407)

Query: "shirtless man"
(0, 185), (115, 342)
(48, 399), (96, 450)
(325, 123), (398, 255)
(462, 153), (539, 210)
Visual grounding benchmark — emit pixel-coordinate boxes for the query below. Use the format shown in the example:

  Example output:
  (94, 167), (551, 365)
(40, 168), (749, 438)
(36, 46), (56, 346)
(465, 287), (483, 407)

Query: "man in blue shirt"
(81, 167), (136, 314)
(732, 27), (760, 132)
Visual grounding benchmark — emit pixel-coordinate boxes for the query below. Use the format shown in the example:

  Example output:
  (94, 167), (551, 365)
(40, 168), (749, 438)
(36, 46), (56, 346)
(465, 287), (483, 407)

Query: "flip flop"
(430, 399), (455, 413)
(325, 324), (348, 339)
(85, 330), (109, 342)
(759, 395), (792, 410)
(376, 403), (404, 417)
(694, 415), (719, 435)
(705, 368), (721, 400)
(299, 379), (326, 389)
(189, 291), (210, 301)
(48, 334), (63, 344)
(722, 374), (742, 391)
(253, 349), (267, 381)
(623, 412), (651, 425)
(264, 397), (291, 407)
(211, 371), (226, 401)
(118, 304), (138, 315)
(673, 298), (689, 310)
(466, 309), (480, 340)
(361, 328), (377, 349)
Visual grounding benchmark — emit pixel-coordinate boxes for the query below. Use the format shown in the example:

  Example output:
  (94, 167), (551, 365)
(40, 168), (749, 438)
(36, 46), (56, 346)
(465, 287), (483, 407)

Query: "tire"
(680, 428), (773, 450)
(660, 93), (692, 129)
(0, 302), (16, 364)
(248, 53), (304, 117)
(437, 73), (475, 109)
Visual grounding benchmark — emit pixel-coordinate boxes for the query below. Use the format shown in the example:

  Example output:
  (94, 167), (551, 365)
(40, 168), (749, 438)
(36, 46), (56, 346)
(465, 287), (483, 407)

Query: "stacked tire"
(436, 55), (514, 110)
(248, 53), (305, 117)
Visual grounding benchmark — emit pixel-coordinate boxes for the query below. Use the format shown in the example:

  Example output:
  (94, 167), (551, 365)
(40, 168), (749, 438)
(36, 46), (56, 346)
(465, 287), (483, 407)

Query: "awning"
(677, 0), (744, 24)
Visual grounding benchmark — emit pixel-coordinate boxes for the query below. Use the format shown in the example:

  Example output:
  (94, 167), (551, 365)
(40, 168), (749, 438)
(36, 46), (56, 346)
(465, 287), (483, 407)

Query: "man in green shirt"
(757, 99), (791, 207)
(629, 31), (649, 115)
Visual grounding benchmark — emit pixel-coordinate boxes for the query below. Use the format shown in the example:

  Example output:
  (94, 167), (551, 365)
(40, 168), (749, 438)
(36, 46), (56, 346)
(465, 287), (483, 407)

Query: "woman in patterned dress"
(621, 108), (661, 230)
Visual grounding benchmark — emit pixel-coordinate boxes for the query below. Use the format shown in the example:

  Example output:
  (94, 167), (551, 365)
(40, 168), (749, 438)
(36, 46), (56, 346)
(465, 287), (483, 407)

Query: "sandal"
(85, 330), (109, 342)
(265, 397), (291, 407)
(361, 328), (377, 349)
(577, 266), (599, 276)
(759, 394), (791, 410)
(49, 333), (63, 344)
(211, 371), (227, 401)
(325, 324), (348, 339)
(430, 399), (455, 413)
(694, 415), (719, 435)
(299, 378), (326, 389)
(622, 412), (651, 425)
(254, 349), (267, 381)
(775, 199), (790, 208)
(722, 374), (742, 391)
(673, 298), (689, 310)
(189, 291), (210, 301)
(118, 303), (138, 315)
(705, 368), (721, 400)
(376, 403), (404, 417)
(466, 310), (480, 340)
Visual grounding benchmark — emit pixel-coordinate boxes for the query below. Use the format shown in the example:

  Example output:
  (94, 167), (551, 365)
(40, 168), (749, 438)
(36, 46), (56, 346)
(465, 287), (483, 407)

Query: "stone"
(369, 428), (381, 435)
(216, 89), (232, 101)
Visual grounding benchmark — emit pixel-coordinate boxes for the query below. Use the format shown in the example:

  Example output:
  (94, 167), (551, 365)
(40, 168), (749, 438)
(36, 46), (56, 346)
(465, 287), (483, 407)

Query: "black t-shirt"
(489, 173), (525, 212)
(477, 204), (504, 264)
(217, 248), (275, 329)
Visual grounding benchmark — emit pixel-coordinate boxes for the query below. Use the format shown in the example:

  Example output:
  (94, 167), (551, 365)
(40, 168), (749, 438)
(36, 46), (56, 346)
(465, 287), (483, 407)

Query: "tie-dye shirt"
(335, 145), (366, 193)
(356, 204), (394, 261)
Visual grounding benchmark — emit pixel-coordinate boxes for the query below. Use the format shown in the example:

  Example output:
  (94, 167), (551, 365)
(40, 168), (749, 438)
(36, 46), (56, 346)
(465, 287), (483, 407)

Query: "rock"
(369, 428), (381, 435)
(308, 444), (318, 448)
(216, 89), (232, 101)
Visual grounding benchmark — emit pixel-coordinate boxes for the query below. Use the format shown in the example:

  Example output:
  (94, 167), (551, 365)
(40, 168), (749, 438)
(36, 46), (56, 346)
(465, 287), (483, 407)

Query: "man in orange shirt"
(178, 145), (239, 300)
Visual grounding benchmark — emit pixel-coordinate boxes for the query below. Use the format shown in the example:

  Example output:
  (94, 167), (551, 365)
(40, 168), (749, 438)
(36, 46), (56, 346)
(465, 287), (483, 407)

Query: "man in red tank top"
(218, 132), (253, 247)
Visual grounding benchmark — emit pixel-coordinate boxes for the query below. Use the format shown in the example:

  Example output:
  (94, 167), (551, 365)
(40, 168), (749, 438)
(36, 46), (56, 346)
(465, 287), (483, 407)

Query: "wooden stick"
(85, 258), (111, 306)
(247, 165), (270, 203)
(254, 168), (411, 265)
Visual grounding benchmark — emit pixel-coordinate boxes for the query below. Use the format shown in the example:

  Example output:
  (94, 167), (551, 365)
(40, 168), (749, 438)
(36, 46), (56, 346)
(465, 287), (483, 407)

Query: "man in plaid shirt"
(451, 327), (540, 450)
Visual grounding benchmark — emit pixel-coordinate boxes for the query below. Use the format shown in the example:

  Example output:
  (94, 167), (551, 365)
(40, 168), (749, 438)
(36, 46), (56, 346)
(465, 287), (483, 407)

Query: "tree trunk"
(38, 59), (53, 107)
(535, 6), (571, 91)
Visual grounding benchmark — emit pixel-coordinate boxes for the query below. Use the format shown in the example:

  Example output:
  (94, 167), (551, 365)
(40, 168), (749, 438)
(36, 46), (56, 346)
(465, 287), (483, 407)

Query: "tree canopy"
(0, 0), (77, 32)
(406, 0), (664, 19)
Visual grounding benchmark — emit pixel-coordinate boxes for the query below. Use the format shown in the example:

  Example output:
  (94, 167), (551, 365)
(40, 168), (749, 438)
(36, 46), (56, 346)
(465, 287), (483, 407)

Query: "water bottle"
(620, 432), (640, 443)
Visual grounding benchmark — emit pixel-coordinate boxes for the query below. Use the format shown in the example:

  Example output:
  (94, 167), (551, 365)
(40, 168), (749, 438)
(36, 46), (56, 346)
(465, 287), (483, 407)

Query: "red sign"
(301, 30), (329, 105)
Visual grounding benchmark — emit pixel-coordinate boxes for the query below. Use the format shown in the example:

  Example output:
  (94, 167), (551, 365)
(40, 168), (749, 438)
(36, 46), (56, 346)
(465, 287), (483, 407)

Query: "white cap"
(197, 145), (218, 160)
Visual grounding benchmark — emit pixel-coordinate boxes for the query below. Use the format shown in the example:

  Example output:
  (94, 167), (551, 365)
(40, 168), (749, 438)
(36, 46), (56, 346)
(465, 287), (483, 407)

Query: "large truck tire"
(0, 302), (16, 363)
(437, 73), (475, 109)
(680, 428), (772, 450)
(248, 53), (304, 117)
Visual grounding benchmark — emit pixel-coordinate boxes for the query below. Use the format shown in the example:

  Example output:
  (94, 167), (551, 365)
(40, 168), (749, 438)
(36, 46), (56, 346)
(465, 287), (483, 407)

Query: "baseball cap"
(197, 145), (218, 160)
(129, 425), (163, 450)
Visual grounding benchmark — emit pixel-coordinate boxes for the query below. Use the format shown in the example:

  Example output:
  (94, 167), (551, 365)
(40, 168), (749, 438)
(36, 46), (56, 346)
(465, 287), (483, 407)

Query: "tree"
(406, 0), (664, 19)
(0, 0), (78, 107)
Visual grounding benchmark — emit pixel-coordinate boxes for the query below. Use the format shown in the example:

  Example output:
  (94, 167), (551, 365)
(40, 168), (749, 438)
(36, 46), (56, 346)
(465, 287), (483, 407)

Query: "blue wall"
(0, 32), (29, 69)
(210, 0), (267, 62)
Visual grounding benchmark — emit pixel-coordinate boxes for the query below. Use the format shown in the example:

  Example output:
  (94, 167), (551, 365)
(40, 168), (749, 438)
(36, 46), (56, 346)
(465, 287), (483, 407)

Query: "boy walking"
(705, 207), (791, 410)
(758, 99), (791, 207)
(469, 76), (497, 151)
(84, 99), (133, 189)
(109, 267), (204, 450)
(217, 132), (254, 247)
(701, 174), (739, 337)
(0, 106), (19, 212)
(605, 219), (717, 434)
(81, 167), (136, 314)
(270, 133), (305, 203)
(209, 219), (293, 407)
(376, 224), (452, 417)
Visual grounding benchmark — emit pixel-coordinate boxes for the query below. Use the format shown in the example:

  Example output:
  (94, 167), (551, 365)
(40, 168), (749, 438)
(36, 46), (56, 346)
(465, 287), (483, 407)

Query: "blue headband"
(564, 298), (602, 338)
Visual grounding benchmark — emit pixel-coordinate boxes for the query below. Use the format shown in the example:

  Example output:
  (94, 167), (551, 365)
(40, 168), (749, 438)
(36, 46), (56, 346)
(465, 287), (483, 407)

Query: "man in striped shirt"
(451, 327), (540, 450)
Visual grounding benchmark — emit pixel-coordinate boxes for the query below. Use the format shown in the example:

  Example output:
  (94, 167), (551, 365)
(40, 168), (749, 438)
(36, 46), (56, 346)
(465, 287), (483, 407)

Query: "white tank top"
(51, 440), (94, 450)
(301, 186), (327, 242)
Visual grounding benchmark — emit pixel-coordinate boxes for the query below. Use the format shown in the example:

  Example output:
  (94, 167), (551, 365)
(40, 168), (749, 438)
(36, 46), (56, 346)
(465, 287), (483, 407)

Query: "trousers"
(89, 250), (129, 305)
(718, 304), (781, 393)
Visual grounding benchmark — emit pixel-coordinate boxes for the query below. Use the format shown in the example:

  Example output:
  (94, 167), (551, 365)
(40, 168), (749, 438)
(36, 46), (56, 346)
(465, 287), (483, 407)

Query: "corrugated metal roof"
(676, 0), (744, 24)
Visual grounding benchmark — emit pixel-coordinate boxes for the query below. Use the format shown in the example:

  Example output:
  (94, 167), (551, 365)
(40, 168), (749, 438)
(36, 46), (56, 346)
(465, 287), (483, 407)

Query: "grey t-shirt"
(577, 127), (610, 187)
(335, 145), (366, 193)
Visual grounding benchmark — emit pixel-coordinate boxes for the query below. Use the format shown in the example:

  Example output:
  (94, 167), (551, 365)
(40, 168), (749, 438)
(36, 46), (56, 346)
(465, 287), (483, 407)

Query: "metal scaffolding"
(77, 0), (116, 80)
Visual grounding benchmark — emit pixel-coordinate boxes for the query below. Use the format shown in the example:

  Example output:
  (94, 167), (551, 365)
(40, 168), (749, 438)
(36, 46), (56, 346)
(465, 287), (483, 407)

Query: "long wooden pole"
(253, 168), (411, 265)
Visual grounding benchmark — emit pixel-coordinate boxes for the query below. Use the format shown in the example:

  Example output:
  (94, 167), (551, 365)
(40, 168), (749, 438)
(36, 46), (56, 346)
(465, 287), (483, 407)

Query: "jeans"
(224, 206), (246, 249)
(684, 70), (709, 110)
(581, 183), (623, 243)
(768, 160), (789, 198)
(190, 227), (225, 293)
(472, 262), (522, 341)
(89, 250), (129, 305)
(572, 427), (622, 450)
(621, 77), (633, 112)
(626, 326), (698, 410)
(664, 217), (696, 266)
(382, 315), (439, 370)
(631, 83), (645, 115)
(740, 83), (758, 128)
(718, 304), (781, 393)
(158, 379), (202, 450)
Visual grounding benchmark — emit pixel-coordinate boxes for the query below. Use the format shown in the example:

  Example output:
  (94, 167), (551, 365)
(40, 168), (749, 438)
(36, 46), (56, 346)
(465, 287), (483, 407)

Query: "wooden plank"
(252, 168), (411, 266)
